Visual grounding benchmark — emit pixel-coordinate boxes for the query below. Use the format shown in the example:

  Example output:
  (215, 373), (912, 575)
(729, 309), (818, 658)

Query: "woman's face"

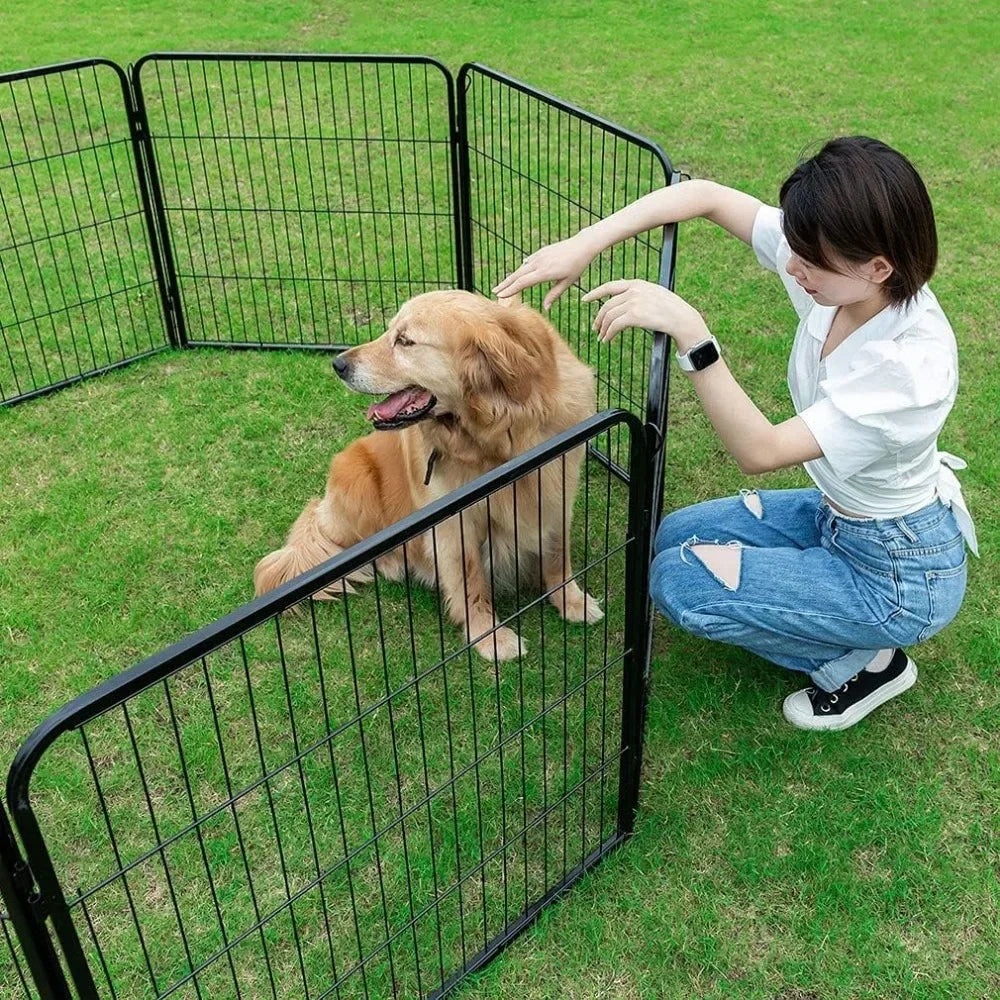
(785, 250), (892, 308)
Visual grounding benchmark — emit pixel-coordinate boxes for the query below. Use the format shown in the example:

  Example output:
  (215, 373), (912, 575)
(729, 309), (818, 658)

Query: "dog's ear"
(459, 303), (553, 406)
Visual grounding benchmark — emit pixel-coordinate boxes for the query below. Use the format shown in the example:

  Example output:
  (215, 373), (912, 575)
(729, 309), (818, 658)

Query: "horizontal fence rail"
(133, 54), (462, 351)
(7, 409), (652, 1000)
(0, 60), (169, 405)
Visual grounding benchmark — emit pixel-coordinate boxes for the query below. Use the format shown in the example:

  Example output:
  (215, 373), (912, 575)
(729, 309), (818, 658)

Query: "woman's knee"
(650, 547), (694, 623)
(654, 495), (739, 554)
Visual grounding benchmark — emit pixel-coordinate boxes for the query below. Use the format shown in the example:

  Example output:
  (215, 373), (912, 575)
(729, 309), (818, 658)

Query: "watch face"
(688, 340), (720, 370)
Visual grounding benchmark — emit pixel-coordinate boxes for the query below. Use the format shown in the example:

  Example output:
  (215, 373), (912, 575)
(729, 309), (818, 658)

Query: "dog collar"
(424, 448), (440, 486)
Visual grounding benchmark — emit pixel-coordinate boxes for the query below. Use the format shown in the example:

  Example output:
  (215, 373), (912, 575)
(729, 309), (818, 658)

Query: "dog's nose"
(332, 353), (350, 379)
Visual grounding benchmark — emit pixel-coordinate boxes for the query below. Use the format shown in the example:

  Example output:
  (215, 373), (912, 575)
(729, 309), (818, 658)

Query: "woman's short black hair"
(779, 136), (937, 306)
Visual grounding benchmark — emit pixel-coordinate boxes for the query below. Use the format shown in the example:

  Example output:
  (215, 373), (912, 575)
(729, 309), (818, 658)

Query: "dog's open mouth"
(366, 386), (437, 429)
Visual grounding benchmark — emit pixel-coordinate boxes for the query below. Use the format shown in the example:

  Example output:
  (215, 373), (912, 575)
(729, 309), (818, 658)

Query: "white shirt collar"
(808, 287), (935, 378)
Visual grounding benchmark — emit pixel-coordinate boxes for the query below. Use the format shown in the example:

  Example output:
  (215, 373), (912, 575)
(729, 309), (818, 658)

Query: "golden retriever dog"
(253, 289), (602, 661)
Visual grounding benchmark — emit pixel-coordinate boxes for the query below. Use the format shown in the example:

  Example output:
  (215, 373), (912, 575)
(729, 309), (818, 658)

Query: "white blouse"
(751, 204), (977, 555)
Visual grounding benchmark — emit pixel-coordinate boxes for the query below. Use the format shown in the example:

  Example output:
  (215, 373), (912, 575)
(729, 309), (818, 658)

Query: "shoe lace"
(808, 674), (860, 713)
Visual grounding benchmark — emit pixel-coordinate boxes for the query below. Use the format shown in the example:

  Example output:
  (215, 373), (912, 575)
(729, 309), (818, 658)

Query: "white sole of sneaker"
(783, 658), (918, 731)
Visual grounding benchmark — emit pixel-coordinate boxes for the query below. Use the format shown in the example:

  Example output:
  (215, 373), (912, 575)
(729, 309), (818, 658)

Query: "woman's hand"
(492, 232), (600, 310)
(583, 279), (710, 349)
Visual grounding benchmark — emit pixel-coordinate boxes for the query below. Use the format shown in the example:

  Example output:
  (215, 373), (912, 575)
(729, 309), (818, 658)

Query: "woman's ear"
(867, 255), (894, 286)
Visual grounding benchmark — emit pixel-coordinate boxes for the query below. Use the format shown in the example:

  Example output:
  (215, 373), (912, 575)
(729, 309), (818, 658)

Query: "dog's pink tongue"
(367, 387), (432, 422)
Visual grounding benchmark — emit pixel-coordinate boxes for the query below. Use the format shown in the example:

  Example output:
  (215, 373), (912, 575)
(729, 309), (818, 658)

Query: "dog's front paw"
(475, 627), (527, 663)
(552, 584), (605, 624)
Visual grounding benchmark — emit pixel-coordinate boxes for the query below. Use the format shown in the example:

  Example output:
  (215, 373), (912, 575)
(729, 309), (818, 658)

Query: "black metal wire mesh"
(133, 55), (460, 350)
(11, 415), (645, 1000)
(0, 61), (167, 405)
(459, 64), (676, 477)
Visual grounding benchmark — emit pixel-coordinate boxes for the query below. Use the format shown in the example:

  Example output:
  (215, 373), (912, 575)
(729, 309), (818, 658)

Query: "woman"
(494, 136), (976, 731)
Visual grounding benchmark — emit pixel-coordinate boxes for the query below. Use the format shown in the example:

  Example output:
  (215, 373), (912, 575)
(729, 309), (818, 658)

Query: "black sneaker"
(782, 649), (917, 731)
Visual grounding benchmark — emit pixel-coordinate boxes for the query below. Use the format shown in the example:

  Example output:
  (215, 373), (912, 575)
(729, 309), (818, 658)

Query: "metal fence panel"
(8, 410), (651, 1000)
(133, 54), (462, 351)
(0, 60), (169, 406)
(457, 63), (678, 481)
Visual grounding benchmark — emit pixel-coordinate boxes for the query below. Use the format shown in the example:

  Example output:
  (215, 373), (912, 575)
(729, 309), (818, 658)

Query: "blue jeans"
(650, 488), (968, 692)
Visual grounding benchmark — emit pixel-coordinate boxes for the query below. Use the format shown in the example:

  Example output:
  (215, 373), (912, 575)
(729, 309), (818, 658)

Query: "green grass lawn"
(2, 2), (998, 998)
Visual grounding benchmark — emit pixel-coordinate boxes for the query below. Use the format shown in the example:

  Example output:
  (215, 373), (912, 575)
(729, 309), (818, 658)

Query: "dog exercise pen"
(1, 55), (680, 999)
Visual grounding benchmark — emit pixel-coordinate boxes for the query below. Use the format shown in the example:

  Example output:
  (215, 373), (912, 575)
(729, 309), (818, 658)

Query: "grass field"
(2, 2), (998, 998)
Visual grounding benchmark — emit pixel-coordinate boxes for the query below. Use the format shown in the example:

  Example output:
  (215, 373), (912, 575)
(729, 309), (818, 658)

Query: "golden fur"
(253, 289), (601, 661)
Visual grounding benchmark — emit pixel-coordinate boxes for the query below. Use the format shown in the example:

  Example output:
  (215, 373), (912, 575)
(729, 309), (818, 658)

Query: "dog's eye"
(395, 334), (414, 347)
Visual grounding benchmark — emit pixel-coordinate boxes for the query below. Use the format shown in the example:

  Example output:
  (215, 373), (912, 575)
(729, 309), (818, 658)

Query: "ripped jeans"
(650, 488), (968, 692)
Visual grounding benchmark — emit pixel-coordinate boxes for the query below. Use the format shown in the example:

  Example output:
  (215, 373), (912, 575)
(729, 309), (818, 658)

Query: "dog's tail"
(253, 498), (373, 601)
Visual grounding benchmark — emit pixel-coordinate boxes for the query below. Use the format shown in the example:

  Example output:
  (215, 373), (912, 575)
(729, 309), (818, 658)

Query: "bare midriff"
(824, 495), (871, 519)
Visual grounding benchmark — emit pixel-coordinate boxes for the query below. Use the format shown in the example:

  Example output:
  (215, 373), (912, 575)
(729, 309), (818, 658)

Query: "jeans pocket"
(918, 558), (968, 642)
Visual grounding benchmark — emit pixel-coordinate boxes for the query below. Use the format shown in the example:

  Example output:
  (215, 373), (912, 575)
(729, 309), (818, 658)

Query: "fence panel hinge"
(10, 858), (34, 897)
(644, 421), (664, 455)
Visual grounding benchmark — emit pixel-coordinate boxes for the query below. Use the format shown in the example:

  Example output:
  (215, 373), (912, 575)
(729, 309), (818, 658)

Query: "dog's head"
(332, 290), (558, 437)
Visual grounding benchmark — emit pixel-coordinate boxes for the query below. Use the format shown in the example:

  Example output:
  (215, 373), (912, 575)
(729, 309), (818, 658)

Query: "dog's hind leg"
(254, 496), (372, 599)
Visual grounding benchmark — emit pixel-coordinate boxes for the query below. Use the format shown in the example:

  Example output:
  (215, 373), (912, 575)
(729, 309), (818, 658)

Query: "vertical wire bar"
(309, 63), (346, 332)
(155, 63), (204, 340)
(580, 439), (592, 865)
(238, 633), (313, 1000)
(262, 63), (296, 344)
(400, 544), (447, 988)
(183, 61), (231, 340)
(9, 79), (76, 381)
(618, 419), (653, 834)
(384, 65), (410, 303)
(279, 62), (318, 343)
(356, 65), (387, 330)
(163, 677), (250, 997)
(330, 62), (360, 334)
(36, 76), (102, 372)
(201, 656), (281, 1000)
(121, 701), (209, 1000)
(248, 62), (290, 341)
(0, 83), (52, 391)
(536, 466), (549, 891)
(560, 454), (569, 883)
(421, 66), (445, 292)
(312, 591), (372, 1000)
(598, 429), (614, 836)
(176, 61), (221, 339)
(429, 525), (469, 970)
(0, 916), (33, 1000)
(595, 127), (608, 418)
(58, 71), (127, 364)
(345, 63), (375, 332)
(404, 66), (429, 295)
(340, 569), (401, 996)
(470, 75), (486, 295)
(201, 60), (248, 341)
(484, 495), (509, 934)
(487, 76), (498, 289)
(455, 510), (490, 952)
(370, 570), (425, 996)
(231, 61), (275, 343)
(79, 725), (161, 996)
(273, 62), (303, 344)
(77, 890), (119, 1000)
(295, 62), (329, 341)
(510, 476), (529, 916)
(272, 616), (343, 997)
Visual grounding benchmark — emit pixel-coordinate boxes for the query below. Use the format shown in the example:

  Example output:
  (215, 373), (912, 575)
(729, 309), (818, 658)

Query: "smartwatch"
(676, 335), (721, 372)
